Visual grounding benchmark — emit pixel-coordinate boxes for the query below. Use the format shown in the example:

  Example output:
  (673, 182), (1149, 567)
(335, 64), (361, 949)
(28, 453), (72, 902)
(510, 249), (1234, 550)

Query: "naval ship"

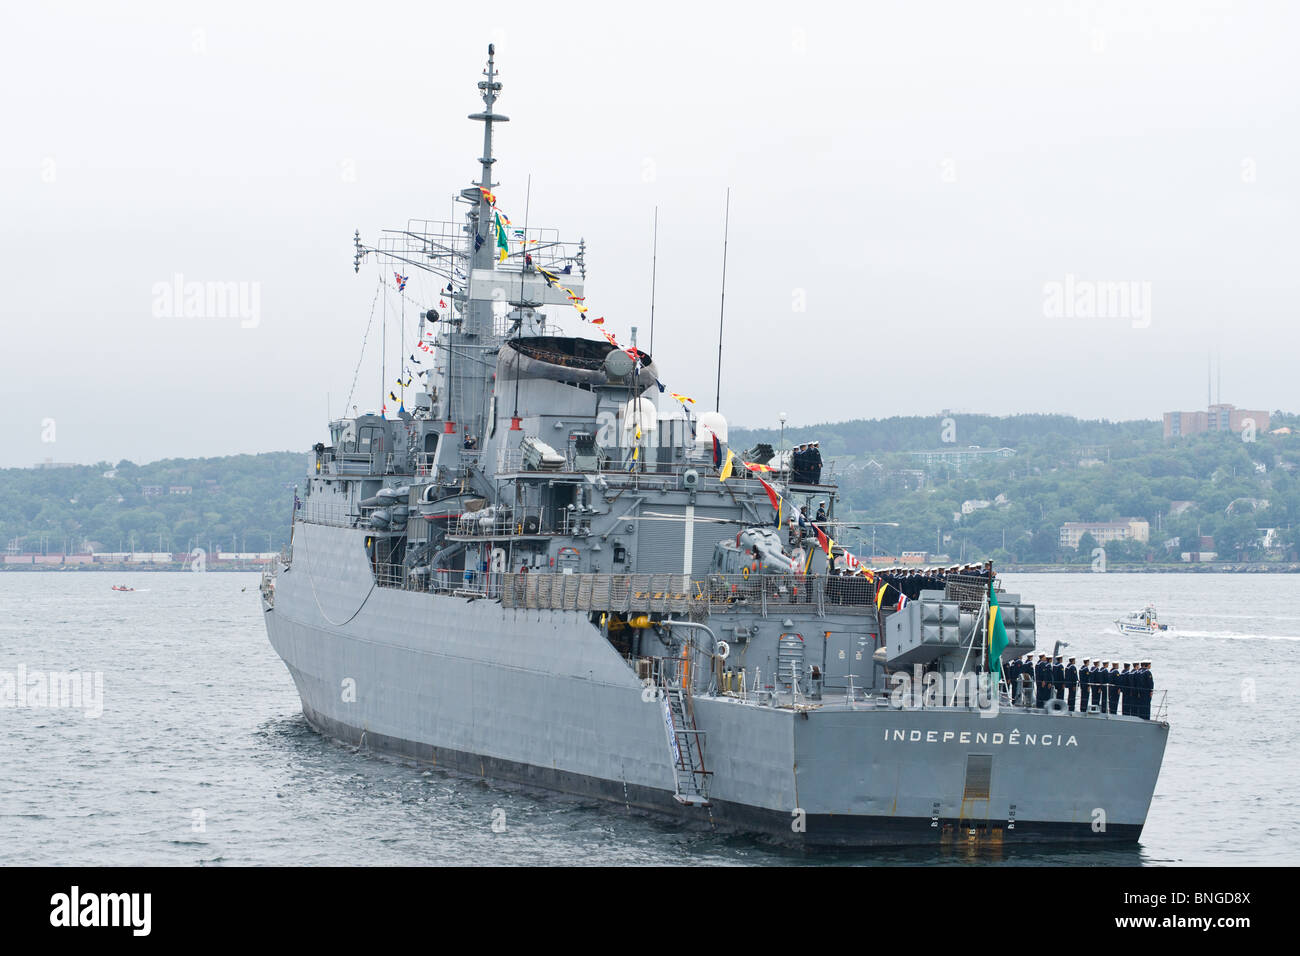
(262, 46), (1169, 847)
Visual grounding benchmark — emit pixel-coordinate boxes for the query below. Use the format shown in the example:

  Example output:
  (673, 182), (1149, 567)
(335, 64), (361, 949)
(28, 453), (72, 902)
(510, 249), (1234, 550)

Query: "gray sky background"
(2, 0), (1296, 468)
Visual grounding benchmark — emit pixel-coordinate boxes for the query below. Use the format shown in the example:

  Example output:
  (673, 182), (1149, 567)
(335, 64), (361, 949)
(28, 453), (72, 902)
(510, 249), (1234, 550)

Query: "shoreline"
(997, 563), (1300, 573)
(1, 564), (266, 573)
(4, 563), (1298, 574)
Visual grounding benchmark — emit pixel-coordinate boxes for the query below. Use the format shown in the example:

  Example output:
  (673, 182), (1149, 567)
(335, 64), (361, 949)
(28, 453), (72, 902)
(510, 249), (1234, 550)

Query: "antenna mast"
(454, 43), (510, 441)
(649, 207), (659, 355)
(715, 188), (731, 412)
(470, 44), (508, 222)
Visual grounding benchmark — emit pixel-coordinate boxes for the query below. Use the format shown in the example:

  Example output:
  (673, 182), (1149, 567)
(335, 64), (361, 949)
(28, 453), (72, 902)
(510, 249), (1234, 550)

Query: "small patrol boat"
(1115, 605), (1170, 636)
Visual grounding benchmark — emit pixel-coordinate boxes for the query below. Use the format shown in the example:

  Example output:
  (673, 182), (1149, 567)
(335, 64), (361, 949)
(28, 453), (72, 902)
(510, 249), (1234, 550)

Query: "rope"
(345, 277), (384, 413)
(301, 527), (378, 627)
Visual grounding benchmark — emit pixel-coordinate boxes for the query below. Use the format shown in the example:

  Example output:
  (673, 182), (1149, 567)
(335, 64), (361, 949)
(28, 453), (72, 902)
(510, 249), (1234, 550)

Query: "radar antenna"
(468, 43), (510, 276)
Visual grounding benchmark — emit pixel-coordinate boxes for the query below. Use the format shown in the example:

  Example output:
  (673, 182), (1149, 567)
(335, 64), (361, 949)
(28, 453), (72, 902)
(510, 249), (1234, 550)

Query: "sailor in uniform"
(1003, 656), (1019, 699)
(1140, 661), (1154, 719)
(1065, 657), (1078, 712)
(1096, 661), (1109, 712)
(1034, 654), (1051, 708)
(1120, 663), (1133, 715)
(1079, 658), (1092, 711)
(1051, 655), (1065, 705)
(1106, 661), (1120, 714)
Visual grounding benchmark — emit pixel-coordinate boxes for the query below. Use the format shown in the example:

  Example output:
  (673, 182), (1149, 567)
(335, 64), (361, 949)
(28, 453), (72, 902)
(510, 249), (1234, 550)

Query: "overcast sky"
(2, 0), (1296, 468)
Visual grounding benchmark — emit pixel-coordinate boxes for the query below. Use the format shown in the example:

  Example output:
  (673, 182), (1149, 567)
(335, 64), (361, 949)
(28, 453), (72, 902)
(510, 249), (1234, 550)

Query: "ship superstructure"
(262, 46), (1169, 846)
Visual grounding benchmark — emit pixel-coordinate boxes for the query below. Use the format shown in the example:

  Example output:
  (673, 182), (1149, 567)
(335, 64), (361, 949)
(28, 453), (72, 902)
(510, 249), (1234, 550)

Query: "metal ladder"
(777, 633), (805, 694)
(662, 685), (711, 806)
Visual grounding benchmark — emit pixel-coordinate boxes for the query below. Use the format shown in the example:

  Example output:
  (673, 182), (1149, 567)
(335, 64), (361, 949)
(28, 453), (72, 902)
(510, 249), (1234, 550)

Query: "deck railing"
(359, 567), (881, 619)
(1000, 677), (1167, 721)
(297, 501), (359, 529)
(491, 447), (838, 487)
(449, 507), (560, 539)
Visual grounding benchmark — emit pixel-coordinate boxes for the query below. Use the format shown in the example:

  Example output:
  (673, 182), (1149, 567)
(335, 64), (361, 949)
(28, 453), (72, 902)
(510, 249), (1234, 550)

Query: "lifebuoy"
(741, 566), (750, 580)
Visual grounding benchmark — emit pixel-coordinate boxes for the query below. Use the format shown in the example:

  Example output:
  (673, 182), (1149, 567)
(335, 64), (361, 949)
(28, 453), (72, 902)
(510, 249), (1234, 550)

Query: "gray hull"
(266, 523), (1167, 847)
(265, 49), (1170, 851)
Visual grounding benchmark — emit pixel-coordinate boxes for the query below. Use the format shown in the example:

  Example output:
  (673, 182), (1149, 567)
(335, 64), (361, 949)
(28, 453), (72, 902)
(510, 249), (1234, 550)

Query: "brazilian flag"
(495, 213), (509, 262)
(987, 578), (1009, 679)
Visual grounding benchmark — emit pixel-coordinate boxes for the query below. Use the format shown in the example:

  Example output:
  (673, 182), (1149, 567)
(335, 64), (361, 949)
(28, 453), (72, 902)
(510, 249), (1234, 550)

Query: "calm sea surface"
(1, 571), (1296, 866)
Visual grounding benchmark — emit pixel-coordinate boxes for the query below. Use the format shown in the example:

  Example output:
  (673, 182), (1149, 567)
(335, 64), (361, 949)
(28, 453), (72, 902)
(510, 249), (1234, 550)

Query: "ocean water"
(0, 571), (1295, 866)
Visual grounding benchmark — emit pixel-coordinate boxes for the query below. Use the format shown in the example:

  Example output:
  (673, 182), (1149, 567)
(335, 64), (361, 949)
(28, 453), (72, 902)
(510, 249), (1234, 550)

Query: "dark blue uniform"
(1065, 662), (1078, 711)
(1051, 659), (1065, 704)
(1139, 666), (1154, 719)
(1079, 663), (1091, 711)
(1011, 658), (1028, 704)
(1120, 667), (1133, 715)
(792, 448), (808, 483)
(1034, 658), (1051, 708)
(1106, 666), (1120, 714)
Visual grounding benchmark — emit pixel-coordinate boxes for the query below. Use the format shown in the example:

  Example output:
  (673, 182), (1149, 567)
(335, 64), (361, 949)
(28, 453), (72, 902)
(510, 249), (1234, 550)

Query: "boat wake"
(1102, 626), (1300, 642)
(1174, 629), (1300, 642)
